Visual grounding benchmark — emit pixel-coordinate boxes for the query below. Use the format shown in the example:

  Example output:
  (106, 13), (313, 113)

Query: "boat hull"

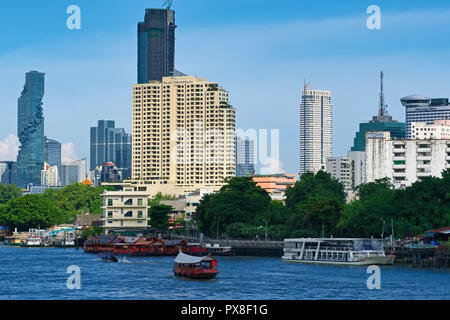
(282, 255), (392, 266)
(174, 271), (218, 279)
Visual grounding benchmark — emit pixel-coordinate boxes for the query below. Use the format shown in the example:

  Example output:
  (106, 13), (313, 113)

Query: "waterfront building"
(61, 158), (87, 186)
(132, 75), (236, 189)
(102, 188), (149, 232)
(299, 84), (332, 176)
(365, 131), (450, 188)
(0, 161), (17, 186)
(401, 95), (450, 139)
(411, 120), (450, 139)
(41, 162), (59, 187)
(17, 71), (46, 188)
(138, 8), (176, 83)
(90, 120), (132, 180)
(235, 136), (255, 177)
(351, 72), (405, 152)
(253, 174), (297, 201)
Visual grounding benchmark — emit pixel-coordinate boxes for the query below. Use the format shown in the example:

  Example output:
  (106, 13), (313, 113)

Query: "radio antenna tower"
(162, 0), (173, 9)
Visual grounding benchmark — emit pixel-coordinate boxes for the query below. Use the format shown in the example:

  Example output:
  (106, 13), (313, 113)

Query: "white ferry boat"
(282, 238), (394, 266)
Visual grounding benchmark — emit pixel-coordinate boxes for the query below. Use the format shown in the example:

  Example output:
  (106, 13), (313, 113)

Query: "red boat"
(173, 252), (218, 279)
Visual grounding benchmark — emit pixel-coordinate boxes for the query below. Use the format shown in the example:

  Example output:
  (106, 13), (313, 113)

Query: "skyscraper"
(351, 72), (405, 151)
(90, 120), (132, 179)
(299, 84), (332, 176)
(0, 161), (17, 186)
(138, 8), (176, 83)
(17, 71), (45, 188)
(235, 137), (255, 177)
(132, 76), (236, 186)
(45, 137), (61, 185)
(401, 95), (450, 139)
(61, 158), (87, 186)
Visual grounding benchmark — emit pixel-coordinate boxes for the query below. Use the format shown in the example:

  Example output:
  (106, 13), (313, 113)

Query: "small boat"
(173, 252), (218, 279)
(97, 252), (119, 262)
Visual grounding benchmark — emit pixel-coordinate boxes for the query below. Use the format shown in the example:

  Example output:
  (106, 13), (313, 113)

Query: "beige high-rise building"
(132, 76), (236, 189)
(299, 84), (333, 176)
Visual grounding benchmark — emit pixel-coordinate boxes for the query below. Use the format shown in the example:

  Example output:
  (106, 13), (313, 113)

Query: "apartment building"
(132, 76), (236, 189)
(365, 131), (450, 188)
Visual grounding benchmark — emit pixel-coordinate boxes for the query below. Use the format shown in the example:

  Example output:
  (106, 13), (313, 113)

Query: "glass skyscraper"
(45, 137), (62, 185)
(17, 71), (45, 188)
(0, 161), (17, 186)
(90, 120), (132, 179)
(138, 8), (175, 83)
(236, 137), (255, 177)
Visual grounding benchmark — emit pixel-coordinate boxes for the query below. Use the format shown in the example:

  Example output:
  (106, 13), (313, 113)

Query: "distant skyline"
(1, 0), (450, 175)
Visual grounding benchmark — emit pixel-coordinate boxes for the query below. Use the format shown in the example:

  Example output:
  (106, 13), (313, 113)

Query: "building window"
(138, 199), (143, 206)
(124, 211), (133, 217)
(108, 211), (113, 218)
(138, 211), (143, 218)
(107, 199), (113, 206)
(124, 199), (133, 205)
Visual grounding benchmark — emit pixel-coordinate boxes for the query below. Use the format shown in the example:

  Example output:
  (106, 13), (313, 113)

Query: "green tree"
(0, 195), (65, 231)
(194, 177), (271, 237)
(148, 204), (172, 232)
(0, 183), (22, 205)
(285, 171), (346, 237)
(81, 226), (103, 239)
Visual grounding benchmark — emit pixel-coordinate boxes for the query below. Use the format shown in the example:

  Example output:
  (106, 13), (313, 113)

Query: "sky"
(1, 0), (450, 175)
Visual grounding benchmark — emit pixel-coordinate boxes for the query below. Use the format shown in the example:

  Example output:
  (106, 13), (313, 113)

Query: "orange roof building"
(252, 174), (297, 194)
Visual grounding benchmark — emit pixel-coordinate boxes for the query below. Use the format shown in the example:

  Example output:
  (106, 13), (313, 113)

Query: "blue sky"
(1, 0), (450, 174)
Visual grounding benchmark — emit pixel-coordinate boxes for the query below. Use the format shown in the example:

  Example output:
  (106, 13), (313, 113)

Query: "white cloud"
(61, 142), (78, 163)
(260, 157), (285, 175)
(0, 134), (19, 161)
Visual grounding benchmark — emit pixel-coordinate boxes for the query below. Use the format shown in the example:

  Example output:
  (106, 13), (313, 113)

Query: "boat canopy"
(174, 252), (214, 264)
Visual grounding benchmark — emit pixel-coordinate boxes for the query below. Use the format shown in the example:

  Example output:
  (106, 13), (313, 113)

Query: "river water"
(0, 246), (448, 300)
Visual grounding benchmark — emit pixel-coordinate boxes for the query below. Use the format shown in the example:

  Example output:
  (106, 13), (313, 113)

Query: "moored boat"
(282, 238), (394, 266)
(173, 252), (218, 279)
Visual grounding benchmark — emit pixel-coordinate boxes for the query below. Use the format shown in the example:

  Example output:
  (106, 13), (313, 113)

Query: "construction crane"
(162, 0), (173, 9)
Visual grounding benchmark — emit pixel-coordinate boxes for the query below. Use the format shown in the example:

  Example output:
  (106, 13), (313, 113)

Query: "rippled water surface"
(0, 246), (448, 300)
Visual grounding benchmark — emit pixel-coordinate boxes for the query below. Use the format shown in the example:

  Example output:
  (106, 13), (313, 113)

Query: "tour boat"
(173, 252), (218, 279)
(97, 252), (119, 262)
(282, 238), (394, 266)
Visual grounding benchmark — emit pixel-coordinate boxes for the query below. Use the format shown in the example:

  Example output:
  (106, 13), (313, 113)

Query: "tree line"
(193, 170), (450, 240)
(0, 183), (112, 231)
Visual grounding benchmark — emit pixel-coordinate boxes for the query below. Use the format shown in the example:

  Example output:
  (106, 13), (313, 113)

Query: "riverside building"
(365, 131), (450, 188)
(131, 75), (236, 191)
(299, 84), (332, 176)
